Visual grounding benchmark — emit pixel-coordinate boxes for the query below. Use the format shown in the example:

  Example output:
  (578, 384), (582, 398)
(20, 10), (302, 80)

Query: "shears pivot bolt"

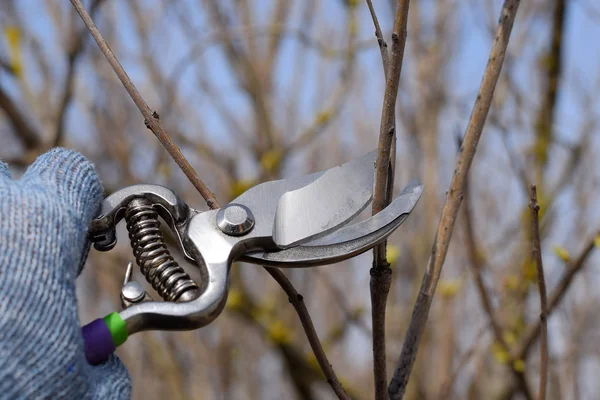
(216, 203), (255, 236)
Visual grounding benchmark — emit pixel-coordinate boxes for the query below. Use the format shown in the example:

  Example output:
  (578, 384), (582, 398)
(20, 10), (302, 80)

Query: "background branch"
(529, 185), (548, 400)
(388, 1), (521, 398)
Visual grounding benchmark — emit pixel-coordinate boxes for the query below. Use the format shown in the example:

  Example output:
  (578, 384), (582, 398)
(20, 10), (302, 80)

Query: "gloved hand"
(0, 148), (131, 399)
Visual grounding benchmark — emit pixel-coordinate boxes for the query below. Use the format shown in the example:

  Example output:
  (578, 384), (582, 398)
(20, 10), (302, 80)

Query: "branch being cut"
(529, 185), (547, 400)
(367, 2), (411, 399)
(70, 0), (219, 209)
(70, 3), (348, 396)
(388, 1), (521, 399)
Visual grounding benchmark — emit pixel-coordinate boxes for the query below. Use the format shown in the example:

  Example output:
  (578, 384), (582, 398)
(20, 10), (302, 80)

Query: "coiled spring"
(125, 199), (199, 302)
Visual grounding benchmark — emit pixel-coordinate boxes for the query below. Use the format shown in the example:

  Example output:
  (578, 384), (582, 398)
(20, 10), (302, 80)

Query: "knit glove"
(0, 149), (131, 399)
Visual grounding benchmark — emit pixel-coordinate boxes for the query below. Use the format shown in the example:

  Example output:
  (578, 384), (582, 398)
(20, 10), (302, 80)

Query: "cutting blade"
(272, 150), (377, 248)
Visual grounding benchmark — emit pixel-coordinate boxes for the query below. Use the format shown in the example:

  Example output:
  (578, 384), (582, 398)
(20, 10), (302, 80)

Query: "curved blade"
(242, 180), (423, 267)
(273, 151), (377, 248)
(306, 180), (423, 246)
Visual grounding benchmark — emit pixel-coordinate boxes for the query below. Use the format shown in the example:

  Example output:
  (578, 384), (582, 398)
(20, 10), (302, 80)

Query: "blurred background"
(1, 0), (600, 399)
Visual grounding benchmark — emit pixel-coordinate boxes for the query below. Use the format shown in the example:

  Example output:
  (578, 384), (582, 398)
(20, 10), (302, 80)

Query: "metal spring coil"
(125, 199), (199, 302)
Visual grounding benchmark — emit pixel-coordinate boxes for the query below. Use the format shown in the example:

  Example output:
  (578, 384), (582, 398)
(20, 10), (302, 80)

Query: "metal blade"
(272, 151), (377, 248)
(305, 180), (423, 246)
(230, 170), (326, 242)
(241, 180), (423, 267)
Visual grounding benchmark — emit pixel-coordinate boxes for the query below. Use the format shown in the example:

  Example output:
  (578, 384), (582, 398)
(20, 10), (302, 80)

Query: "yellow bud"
(315, 110), (331, 125)
(594, 236), (600, 248)
(387, 245), (400, 266)
(230, 179), (255, 200)
(350, 306), (365, 320)
(306, 353), (319, 369)
(553, 246), (569, 262)
(4, 26), (22, 77)
(522, 259), (537, 282)
(439, 280), (461, 298)
(492, 347), (510, 364)
(329, 324), (345, 341)
(513, 359), (525, 372)
(503, 331), (516, 346)
(267, 320), (292, 344)
(262, 298), (277, 315)
(260, 150), (282, 173)
(226, 288), (244, 311)
(504, 274), (520, 291)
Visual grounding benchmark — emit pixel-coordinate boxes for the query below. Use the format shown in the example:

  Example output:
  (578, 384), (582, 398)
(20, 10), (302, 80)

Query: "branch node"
(144, 111), (160, 129)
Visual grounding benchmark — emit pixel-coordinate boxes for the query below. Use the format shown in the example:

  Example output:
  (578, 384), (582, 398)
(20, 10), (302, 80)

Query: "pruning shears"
(81, 151), (423, 364)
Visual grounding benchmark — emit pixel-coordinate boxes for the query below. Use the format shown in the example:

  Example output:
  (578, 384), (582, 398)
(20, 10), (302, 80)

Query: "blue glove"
(0, 149), (131, 399)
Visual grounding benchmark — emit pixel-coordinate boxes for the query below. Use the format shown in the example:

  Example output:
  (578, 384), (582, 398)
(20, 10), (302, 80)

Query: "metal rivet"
(121, 281), (146, 303)
(216, 204), (255, 236)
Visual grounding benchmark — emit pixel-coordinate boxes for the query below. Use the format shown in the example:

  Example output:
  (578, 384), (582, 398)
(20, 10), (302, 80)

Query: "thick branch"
(70, 0), (219, 209)
(529, 185), (547, 400)
(368, 2), (410, 400)
(388, 1), (521, 399)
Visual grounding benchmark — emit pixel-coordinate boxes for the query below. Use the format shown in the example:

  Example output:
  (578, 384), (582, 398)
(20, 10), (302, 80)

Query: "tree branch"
(53, 0), (106, 148)
(529, 185), (547, 400)
(388, 1), (521, 398)
(70, 0), (219, 209)
(368, 2), (410, 399)
(511, 230), (598, 360)
(464, 168), (532, 398)
(366, 0), (389, 77)
(265, 267), (350, 400)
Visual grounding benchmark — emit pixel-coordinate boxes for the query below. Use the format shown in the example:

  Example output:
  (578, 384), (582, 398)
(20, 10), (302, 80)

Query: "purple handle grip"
(81, 318), (116, 365)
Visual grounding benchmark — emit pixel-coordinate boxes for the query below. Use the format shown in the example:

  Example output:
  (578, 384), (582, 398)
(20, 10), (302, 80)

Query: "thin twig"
(366, 0), (389, 77)
(511, 230), (598, 360)
(70, 0), (219, 209)
(532, 0), (567, 184)
(388, 1), (521, 399)
(463, 163), (505, 346)
(368, 2), (410, 399)
(529, 185), (547, 400)
(464, 168), (532, 397)
(54, 0), (106, 147)
(0, 85), (41, 149)
(266, 267), (350, 400)
(436, 325), (488, 400)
